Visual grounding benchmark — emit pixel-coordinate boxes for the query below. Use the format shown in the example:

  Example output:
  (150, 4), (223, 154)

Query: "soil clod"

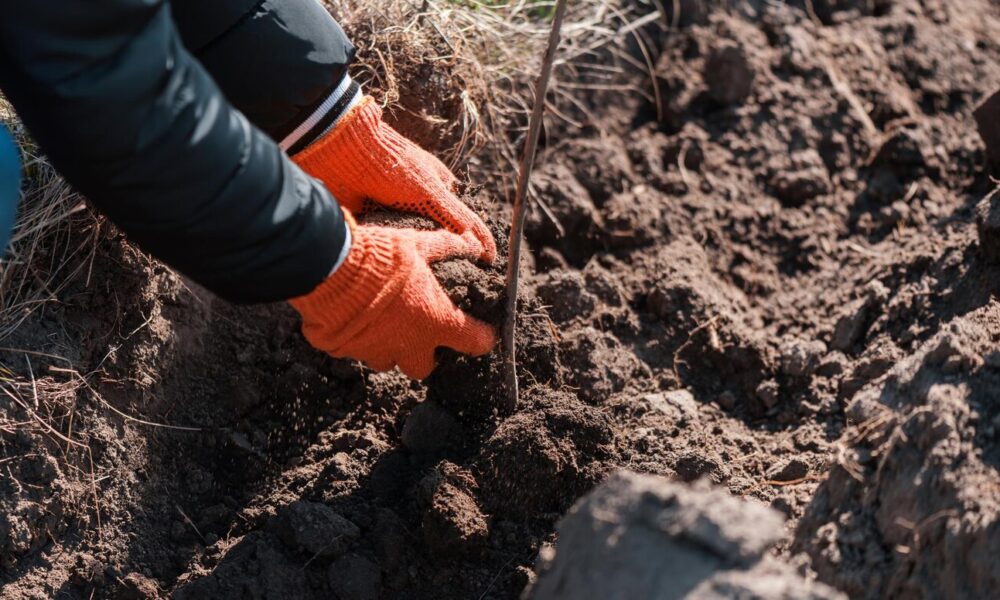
(420, 464), (490, 557)
(400, 401), (463, 457)
(328, 554), (382, 600)
(974, 89), (1000, 174)
(477, 390), (616, 520)
(270, 501), (360, 559)
(705, 43), (755, 106)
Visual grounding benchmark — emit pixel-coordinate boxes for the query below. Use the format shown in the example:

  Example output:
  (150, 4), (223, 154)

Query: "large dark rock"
(527, 471), (844, 600)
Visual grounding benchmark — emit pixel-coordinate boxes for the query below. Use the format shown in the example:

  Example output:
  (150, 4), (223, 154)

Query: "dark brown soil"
(5, 0), (1000, 598)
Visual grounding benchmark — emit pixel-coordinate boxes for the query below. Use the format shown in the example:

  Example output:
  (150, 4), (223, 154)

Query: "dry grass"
(329, 0), (656, 194)
(0, 100), (100, 342)
(0, 105), (108, 543)
(0, 358), (103, 532)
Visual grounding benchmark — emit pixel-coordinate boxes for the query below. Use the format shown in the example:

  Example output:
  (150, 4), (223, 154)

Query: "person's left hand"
(289, 210), (495, 379)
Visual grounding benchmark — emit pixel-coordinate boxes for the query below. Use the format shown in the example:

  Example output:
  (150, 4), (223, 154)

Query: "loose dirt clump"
(418, 461), (490, 557)
(475, 389), (618, 520)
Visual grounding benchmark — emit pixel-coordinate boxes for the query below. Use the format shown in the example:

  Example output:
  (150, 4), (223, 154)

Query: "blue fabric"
(0, 125), (19, 256)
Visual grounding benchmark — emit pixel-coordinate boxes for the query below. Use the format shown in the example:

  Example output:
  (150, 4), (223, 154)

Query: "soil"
(4, 0), (1000, 598)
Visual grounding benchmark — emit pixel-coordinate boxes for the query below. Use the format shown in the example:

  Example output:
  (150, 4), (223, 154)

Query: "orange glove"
(292, 96), (496, 263)
(289, 212), (496, 379)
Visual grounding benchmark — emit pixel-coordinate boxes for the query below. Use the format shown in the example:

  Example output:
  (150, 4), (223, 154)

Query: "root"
(821, 57), (880, 140)
(677, 139), (692, 188)
(742, 472), (825, 497)
(50, 366), (203, 433)
(893, 508), (959, 555)
(175, 504), (206, 544)
(804, 0), (823, 27)
(671, 316), (722, 381)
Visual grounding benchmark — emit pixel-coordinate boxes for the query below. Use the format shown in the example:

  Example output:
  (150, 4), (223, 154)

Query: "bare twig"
(821, 57), (879, 139)
(804, 0), (823, 26)
(0, 383), (103, 534)
(49, 366), (203, 432)
(742, 472), (824, 496)
(501, 0), (569, 414)
(175, 504), (206, 543)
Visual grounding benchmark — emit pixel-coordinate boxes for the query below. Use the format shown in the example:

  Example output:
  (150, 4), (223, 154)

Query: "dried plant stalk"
(501, 0), (569, 414)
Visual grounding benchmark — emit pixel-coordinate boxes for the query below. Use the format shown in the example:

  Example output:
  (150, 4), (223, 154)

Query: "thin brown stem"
(501, 0), (569, 414)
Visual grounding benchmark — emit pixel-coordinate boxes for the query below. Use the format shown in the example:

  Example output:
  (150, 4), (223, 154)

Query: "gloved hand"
(292, 95), (496, 263)
(290, 211), (496, 379)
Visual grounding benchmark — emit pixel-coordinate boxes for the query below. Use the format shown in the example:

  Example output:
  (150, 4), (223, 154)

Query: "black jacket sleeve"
(171, 0), (356, 146)
(0, 1), (347, 303)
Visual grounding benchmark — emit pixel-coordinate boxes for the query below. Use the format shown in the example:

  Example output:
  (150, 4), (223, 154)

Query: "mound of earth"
(795, 305), (1000, 598)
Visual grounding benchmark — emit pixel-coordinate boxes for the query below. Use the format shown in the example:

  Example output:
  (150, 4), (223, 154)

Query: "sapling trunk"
(501, 0), (569, 414)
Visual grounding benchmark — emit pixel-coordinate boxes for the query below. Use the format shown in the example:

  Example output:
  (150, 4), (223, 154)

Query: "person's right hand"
(292, 96), (496, 263)
(289, 210), (496, 379)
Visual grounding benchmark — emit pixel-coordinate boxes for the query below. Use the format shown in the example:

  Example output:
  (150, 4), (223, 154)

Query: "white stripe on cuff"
(316, 87), (362, 140)
(279, 75), (356, 152)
